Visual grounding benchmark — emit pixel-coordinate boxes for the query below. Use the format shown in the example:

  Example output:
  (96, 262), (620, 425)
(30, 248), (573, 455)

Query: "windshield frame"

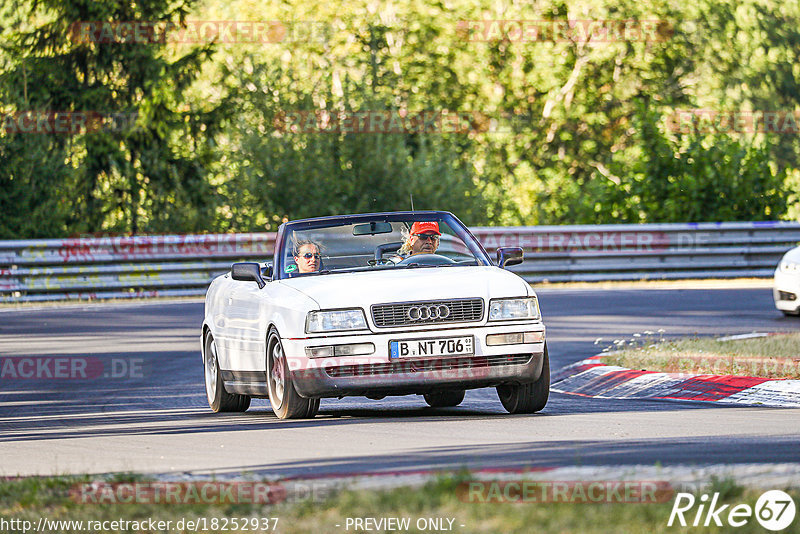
(273, 211), (492, 280)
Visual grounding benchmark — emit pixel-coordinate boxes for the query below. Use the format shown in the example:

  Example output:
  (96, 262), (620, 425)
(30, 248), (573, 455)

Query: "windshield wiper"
(402, 263), (445, 269)
(401, 262), (474, 269)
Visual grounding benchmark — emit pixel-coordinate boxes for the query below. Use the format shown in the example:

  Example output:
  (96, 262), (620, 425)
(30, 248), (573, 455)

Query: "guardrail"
(472, 221), (800, 283)
(1, 221), (798, 302)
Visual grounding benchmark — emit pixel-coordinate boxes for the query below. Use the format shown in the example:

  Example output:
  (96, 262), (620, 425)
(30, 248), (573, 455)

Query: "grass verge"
(600, 333), (800, 378)
(1, 473), (796, 533)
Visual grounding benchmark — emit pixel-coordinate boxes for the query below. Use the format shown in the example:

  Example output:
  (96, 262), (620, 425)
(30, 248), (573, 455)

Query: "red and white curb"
(551, 356), (800, 407)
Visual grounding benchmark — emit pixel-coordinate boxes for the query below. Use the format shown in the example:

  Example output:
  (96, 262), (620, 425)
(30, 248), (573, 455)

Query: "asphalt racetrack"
(1, 287), (799, 478)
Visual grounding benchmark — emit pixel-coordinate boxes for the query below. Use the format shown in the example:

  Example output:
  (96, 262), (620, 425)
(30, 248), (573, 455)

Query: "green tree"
(2, 0), (799, 237)
(0, 0), (223, 237)
(214, 58), (488, 230)
(628, 108), (787, 222)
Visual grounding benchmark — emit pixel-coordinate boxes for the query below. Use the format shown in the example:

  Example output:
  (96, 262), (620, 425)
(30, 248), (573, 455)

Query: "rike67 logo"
(668, 490), (796, 531)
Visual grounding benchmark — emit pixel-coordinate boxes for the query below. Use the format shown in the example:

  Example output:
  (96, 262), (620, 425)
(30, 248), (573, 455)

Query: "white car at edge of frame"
(774, 245), (800, 316)
(201, 211), (549, 419)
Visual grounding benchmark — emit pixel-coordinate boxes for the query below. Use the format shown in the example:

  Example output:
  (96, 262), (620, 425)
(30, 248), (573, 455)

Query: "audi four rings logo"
(407, 304), (451, 321)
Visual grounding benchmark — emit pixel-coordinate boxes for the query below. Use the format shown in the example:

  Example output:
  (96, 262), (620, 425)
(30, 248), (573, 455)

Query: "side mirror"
(496, 247), (523, 269)
(231, 262), (266, 289)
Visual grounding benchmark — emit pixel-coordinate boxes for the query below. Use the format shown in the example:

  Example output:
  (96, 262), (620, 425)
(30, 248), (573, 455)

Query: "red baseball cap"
(410, 221), (441, 235)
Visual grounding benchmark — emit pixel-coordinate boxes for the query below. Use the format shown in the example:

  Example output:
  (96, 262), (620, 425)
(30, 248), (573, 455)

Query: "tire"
(496, 344), (550, 414)
(204, 332), (251, 413)
(782, 310), (800, 317)
(424, 390), (466, 407)
(266, 328), (319, 419)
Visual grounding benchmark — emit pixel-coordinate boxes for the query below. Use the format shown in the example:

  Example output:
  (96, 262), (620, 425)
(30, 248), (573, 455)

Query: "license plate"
(390, 336), (474, 359)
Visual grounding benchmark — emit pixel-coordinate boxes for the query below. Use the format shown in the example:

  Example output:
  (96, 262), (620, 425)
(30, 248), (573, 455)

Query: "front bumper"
(281, 323), (545, 398)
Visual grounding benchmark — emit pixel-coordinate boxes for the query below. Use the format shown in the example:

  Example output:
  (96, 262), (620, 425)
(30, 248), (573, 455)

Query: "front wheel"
(496, 345), (550, 414)
(204, 332), (250, 413)
(424, 390), (466, 407)
(266, 329), (319, 419)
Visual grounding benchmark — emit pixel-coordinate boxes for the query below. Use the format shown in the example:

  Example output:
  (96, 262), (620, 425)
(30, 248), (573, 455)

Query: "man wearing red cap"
(400, 221), (441, 256)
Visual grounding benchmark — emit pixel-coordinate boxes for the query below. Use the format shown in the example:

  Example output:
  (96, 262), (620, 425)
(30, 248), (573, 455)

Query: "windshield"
(275, 212), (491, 279)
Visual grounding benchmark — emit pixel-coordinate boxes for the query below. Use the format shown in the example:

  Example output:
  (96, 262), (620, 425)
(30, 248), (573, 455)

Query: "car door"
(218, 275), (275, 372)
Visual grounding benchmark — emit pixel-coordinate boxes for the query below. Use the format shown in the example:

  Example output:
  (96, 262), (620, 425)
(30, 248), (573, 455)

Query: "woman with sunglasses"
(293, 240), (322, 273)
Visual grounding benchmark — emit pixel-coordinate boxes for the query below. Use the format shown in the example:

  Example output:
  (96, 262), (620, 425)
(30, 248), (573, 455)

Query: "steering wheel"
(395, 253), (456, 266)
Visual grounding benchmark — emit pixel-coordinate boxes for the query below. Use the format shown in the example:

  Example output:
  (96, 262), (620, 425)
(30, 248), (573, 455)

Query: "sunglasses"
(413, 233), (439, 241)
(298, 252), (321, 259)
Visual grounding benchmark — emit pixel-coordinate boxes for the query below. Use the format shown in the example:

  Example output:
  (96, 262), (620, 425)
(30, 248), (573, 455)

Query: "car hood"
(278, 266), (531, 309)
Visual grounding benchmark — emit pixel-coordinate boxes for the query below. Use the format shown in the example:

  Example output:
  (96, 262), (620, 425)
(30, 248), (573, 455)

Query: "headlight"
(781, 260), (800, 273)
(488, 297), (540, 321)
(306, 309), (368, 333)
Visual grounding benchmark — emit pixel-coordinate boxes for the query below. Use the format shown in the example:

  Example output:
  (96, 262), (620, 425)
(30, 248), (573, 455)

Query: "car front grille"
(324, 354), (532, 378)
(371, 298), (484, 327)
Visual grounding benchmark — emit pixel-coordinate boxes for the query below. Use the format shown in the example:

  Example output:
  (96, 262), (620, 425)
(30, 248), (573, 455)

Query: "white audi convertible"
(201, 211), (548, 419)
